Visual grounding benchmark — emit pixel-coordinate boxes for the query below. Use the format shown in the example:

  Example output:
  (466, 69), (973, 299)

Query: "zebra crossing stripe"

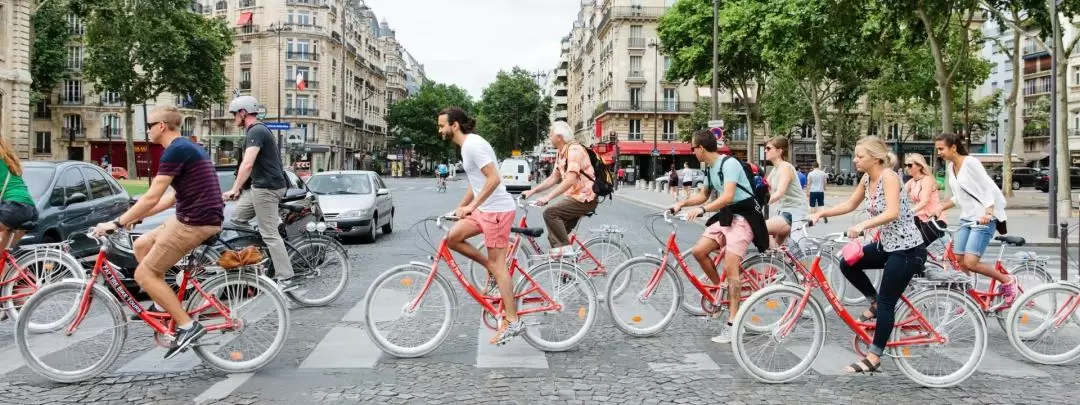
(647, 352), (722, 373)
(787, 343), (862, 376)
(941, 348), (1050, 378)
(0, 313), (114, 376)
(299, 327), (381, 369)
(194, 372), (255, 405)
(474, 327), (548, 369)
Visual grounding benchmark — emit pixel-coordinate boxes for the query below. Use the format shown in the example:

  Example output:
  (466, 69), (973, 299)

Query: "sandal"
(844, 358), (882, 373)
(489, 319), (509, 344)
(858, 306), (877, 322)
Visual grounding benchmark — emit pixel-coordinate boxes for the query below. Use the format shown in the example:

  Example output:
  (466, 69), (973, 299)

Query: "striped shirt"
(158, 137), (224, 226)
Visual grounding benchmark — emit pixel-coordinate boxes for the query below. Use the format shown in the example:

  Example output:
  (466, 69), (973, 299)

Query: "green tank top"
(0, 160), (35, 206)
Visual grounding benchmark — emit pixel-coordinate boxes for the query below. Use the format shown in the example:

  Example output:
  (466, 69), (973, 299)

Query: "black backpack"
(562, 143), (615, 199)
(707, 156), (771, 211)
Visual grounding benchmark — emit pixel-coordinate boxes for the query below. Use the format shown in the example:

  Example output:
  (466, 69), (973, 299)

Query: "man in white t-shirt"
(437, 107), (524, 345)
(806, 163), (828, 221)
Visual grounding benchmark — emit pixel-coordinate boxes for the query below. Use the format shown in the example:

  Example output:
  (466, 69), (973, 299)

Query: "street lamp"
(648, 38), (660, 182)
(267, 22), (293, 159)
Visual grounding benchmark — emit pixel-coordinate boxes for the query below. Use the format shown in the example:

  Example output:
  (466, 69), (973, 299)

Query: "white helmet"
(227, 95), (259, 114)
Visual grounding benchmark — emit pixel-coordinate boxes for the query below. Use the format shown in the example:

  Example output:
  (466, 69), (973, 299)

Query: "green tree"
(385, 82), (474, 163)
(75, 0), (234, 175)
(761, 73), (812, 138)
(676, 97), (743, 142)
(475, 67), (553, 157)
(30, 0), (71, 104)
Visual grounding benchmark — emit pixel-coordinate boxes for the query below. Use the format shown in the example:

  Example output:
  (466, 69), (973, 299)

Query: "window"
(663, 57), (671, 77)
(64, 80), (82, 103)
(288, 11), (312, 26)
(629, 87), (643, 108)
(662, 119), (676, 140)
(102, 90), (120, 104)
(991, 81), (998, 90)
(629, 55), (642, 75)
(67, 13), (84, 35)
(34, 132), (51, 155)
(81, 168), (115, 200)
(64, 114), (83, 135)
(0, 4), (5, 56)
(68, 46), (83, 69)
(1004, 79), (1013, 91)
(1075, 66), (1080, 86)
(50, 169), (88, 207)
(630, 25), (642, 39)
(663, 88), (677, 110)
(102, 115), (121, 139)
(629, 119), (642, 140)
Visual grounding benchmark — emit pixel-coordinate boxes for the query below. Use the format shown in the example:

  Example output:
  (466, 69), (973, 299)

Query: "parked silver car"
(308, 170), (394, 243)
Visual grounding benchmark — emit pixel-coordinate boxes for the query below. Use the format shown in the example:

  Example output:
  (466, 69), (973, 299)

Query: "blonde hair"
(855, 136), (894, 169)
(905, 153), (931, 176)
(0, 136), (23, 176)
(151, 105), (183, 131)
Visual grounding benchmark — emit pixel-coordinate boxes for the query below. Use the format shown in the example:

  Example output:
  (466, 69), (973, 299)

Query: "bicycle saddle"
(993, 235), (1025, 247)
(511, 227), (544, 238)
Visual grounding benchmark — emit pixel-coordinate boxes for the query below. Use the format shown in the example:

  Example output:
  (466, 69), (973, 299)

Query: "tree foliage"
(475, 67), (552, 157)
(30, 0), (71, 104)
(75, 0), (234, 174)
(676, 98), (744, 142)
(385, 82), (475, 163)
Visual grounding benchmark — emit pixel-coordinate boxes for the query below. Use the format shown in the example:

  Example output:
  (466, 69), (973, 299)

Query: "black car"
(17, 161), (131, 257)
(992, 167), (1040, 190)
(1035, 167), (1080, 192)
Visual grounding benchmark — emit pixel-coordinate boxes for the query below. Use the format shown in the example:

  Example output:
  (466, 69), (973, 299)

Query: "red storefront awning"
(237, 12), (253, 26)
(615, 142), (693, 155)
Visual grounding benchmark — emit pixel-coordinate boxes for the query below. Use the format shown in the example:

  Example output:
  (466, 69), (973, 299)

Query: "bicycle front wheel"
(892, 289), (987, 388)
(516, 261), (598, 351)
(188, 271), (291, 373)
(364, 263), (458, 358)
(1006, 282), (1080, 365)
(285, 234), (351, 306)
(605, 256), (682, 337)
(15, 281), (128, 383)
(731, 284), (826, 384)
(579, 236), (633, 299)
(992, 262), (1055, 333)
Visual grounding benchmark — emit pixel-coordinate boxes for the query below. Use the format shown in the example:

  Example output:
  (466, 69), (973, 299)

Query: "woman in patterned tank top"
(809, 136), (927, 374)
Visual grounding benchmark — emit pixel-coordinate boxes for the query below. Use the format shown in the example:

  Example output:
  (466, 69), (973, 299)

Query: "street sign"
(650, 149), (660, 157)
(265, 122), (290, 131)
(708, 120), (725, 129)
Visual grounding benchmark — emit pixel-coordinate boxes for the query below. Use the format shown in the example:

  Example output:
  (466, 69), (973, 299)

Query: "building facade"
(1, 0), (35, 160)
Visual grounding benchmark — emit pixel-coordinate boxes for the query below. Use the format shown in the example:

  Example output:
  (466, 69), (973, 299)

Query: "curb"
(614, 192), (1065, 248)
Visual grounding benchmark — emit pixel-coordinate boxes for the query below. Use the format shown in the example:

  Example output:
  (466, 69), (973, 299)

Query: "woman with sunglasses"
(763, 137), (808, 248)
(905, 154), (943, 237)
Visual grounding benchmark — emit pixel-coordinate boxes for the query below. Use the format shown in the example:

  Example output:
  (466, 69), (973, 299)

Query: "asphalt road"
(0, 177), (1077, 404)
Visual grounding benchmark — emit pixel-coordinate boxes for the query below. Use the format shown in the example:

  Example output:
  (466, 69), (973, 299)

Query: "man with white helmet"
(221, 96), (297, 289)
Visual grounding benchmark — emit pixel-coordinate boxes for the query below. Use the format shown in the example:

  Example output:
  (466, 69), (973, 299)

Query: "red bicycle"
(363, 215), (598, 357)
(731, 232), (988, 388)
(14, 229), (290, 383)
(604, 210), (796, 337)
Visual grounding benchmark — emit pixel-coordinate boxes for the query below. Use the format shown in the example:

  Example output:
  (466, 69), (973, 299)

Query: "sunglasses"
(765, 146), (775, 150)
(146, 121), (160, 130)
(905, 163), (921, 168)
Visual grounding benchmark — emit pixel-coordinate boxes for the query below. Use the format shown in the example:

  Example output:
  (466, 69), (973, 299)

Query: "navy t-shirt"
(158, 137), (224, 226)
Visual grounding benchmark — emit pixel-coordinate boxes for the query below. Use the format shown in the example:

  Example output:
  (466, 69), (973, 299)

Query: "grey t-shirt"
(807, 169), (828, 193)
(244, 123), (287, 189)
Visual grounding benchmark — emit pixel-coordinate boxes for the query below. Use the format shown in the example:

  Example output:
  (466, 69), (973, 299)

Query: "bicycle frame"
(933, 229), (1013, 312)
(0, 250), (40, 303)
(408, 222), (563, 325)
(65, 233), (238, 339)
(505, 204), (618, 278)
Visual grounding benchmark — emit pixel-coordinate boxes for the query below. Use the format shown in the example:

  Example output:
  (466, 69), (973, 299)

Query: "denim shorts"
(953, 219), (996, 257)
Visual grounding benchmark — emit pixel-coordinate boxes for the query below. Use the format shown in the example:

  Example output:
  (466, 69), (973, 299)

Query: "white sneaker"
(549, 246), (580, 257)
(710, 322), (734, 344)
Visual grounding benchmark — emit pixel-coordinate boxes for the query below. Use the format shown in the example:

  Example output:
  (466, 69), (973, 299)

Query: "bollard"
(1061, 222), (1069, 281)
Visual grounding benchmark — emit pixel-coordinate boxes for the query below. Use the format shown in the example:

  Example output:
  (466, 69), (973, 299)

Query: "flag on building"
(296, 72), (307, 91)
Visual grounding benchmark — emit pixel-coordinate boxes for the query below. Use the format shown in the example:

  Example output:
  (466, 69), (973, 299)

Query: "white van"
(499, 158), (532, 194)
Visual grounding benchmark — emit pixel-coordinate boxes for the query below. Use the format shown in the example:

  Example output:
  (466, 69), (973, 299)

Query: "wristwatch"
(112, 219), (125, 228)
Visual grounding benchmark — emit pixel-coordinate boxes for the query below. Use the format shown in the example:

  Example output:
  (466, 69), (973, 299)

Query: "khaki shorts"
(138, 218), (221, 274)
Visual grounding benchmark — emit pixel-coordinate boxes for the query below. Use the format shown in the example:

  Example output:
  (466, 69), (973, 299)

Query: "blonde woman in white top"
(932, 133), (1017, 303)
(764, 137), (809, 247)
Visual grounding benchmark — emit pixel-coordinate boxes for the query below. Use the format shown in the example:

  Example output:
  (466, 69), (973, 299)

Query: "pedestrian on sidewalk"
(680, 162), (695, 199)
(806, 163), (828, 222)
(668, 165), (680, 200)
(764, 137), (809, 248)
(933, 133), (1017, 302)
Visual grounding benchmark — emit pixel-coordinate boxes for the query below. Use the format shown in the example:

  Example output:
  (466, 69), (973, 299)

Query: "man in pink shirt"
(523, 121), (598, 256)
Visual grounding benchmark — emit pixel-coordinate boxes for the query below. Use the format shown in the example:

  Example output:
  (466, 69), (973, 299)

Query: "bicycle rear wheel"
(892, 289), (986, 388)
(605, 256), (682, 337)
(515, 261), (597, 351)
(1005, 282), (1080, 365)
(187, 271), (290, 373)
(3, 248), (87, 332)
(364, 263), (457, 357)
(731, 284), (826, 383)
(579, 236), (633, 299)
(15, 281), (127, 383)
(285, 234), (351, 306)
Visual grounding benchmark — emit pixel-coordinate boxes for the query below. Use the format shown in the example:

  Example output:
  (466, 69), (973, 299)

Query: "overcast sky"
(362, 0), (581, 99)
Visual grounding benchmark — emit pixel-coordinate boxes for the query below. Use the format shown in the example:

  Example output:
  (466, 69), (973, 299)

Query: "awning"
(237, 12), (253, 26)
(612, 141), (693, 155)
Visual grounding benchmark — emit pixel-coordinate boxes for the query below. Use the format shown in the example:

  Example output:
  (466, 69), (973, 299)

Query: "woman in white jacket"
(933, 133), (1017, 303)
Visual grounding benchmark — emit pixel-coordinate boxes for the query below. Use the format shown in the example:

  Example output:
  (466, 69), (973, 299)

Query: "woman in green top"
(0, 136), (38, 249)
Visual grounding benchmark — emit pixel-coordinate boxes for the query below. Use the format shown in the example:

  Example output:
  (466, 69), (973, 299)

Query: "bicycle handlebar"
(928, 216), (989, 233)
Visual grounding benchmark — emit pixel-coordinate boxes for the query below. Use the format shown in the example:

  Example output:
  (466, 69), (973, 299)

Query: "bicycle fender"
(409, 261), (434, 268)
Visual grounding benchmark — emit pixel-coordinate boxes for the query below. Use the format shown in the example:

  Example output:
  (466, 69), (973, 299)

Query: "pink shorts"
(702, 216), (753, 259)
(464, 210), (515, 249)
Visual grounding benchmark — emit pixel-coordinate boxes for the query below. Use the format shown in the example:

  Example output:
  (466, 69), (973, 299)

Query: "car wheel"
(381, 209), (393, 234)
(360, 213), (377, 243)
(1012, 181), (1021, 190)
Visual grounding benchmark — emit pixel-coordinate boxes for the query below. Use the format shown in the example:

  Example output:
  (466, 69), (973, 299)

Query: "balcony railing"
(238, 0), (256, 8)
(344, 116), (363, 127)
(597, 100), (696, 114)
(61, 95), (84, 105)
(239, 80), (251, 90)
(100, 96), (122, 106)
(599, 6), (668, 32)
(287, 0), (322, 5)
(285, 79), (319, 89)
(63, 127), (87, 139)
(628, 37), (646, 49)
(101, 127), (121, 139)
(235, 24), (259, 35)
(291, 24), (326, 34)
(1023, 127), (1050, 139)
(286, 51), (318, 61)
(286, 107), (318, 116)
(627, 70), (645, 81)
(239, 53), (252, 63)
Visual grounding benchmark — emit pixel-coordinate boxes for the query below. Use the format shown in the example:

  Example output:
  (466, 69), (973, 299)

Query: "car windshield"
(22, 167), (56, 199)
(306, 173), (372, 195)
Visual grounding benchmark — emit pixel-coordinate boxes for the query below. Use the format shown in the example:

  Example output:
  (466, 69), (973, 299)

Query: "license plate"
(327, 222), (337, 228)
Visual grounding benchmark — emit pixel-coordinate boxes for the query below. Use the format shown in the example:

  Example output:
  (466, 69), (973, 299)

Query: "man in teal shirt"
(671, 130), (761, 345)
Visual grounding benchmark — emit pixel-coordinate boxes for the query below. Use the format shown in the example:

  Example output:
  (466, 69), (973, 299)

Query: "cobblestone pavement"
(0, 178), (1077, 405)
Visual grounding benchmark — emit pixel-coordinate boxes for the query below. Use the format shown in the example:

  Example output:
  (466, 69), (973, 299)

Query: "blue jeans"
(840, 243), (928, 356)
(953, 219), (996, 258)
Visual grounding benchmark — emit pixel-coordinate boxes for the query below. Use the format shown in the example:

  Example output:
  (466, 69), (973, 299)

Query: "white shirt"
(946, 155), (1007, 222)
(680, 168), (695, 182)
(461, 134), (515, 213)
(807, 169), (827, 192)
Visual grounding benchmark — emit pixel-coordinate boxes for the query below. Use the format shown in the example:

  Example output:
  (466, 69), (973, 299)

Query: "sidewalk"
(614, 184), (1068, 247)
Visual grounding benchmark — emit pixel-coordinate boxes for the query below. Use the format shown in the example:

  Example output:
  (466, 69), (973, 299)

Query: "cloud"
(363, 0), (580, 99)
